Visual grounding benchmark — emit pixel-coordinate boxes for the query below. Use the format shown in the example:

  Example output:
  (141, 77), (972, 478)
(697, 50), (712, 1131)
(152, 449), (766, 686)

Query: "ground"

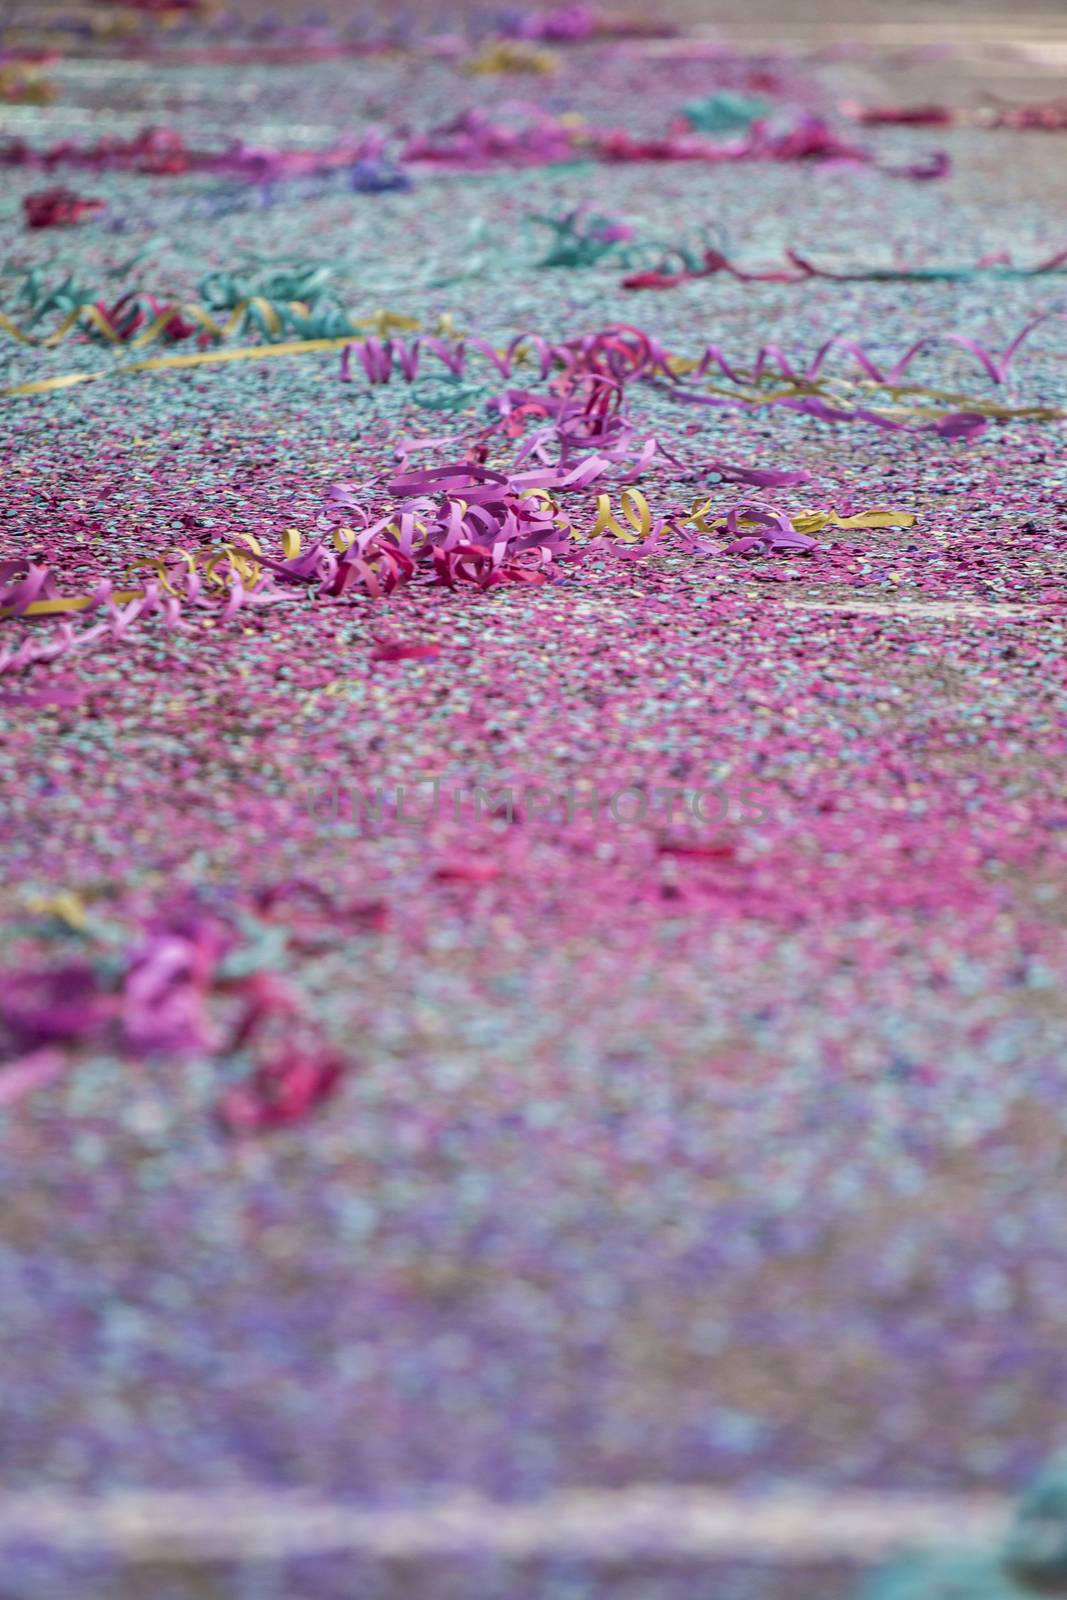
(0, 2), (1066, 1597)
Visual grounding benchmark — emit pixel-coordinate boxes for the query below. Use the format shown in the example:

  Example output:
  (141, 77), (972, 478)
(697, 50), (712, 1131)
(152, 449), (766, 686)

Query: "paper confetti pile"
(1, 1), (1066, 1595)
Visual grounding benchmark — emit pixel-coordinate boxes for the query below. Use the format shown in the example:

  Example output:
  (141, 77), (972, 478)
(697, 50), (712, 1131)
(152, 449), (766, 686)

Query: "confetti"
(2, 6), (1066, 1594)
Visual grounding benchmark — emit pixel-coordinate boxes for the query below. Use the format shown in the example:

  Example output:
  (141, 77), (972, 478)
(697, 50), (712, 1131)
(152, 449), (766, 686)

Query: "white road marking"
(0, 1487), (1011, 1563)
(780, 599), (1053, 619)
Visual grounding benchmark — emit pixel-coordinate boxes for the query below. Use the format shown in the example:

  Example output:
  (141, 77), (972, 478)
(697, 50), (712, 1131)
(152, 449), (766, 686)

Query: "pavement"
(0, 3), (1065, 1598)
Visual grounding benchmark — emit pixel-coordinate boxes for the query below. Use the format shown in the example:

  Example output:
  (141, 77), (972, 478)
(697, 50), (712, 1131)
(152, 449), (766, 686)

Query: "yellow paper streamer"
(0, 336), (361, 398)
(589, 489), (654, 543)
(683, 502), (917, 535)
(0, 311), (437, 399)
(0, 589), (146, 619)
(792, 508), (918, 533)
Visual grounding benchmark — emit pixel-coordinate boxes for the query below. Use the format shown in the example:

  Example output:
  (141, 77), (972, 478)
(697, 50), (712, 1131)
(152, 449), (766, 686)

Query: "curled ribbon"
(7, 313), (1064, 415)
(0, 311), (445, 399)
(684, 501), (916, 537)
(589, 489), (658, 543)
(0, 298), (429, 351)
(0, 295), (296, 349)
